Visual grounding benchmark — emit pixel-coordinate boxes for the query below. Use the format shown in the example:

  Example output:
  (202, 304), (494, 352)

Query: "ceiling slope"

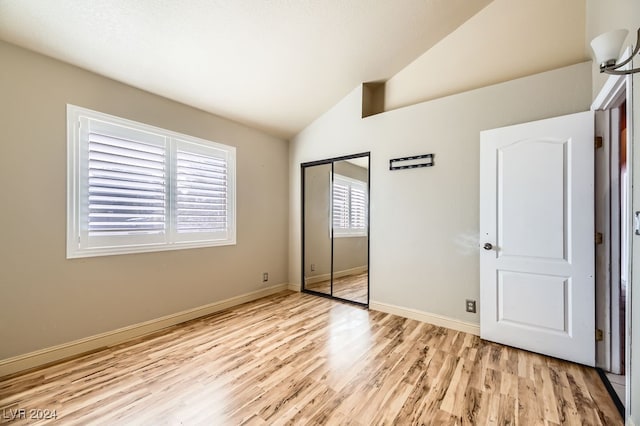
(0, 0), (492, 138)
(385, 0), (589, 111)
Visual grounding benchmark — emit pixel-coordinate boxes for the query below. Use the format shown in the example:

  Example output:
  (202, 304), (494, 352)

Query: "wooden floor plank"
(0, 291), (622, 425)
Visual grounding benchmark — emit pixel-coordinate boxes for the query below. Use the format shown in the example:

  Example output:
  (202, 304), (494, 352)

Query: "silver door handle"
(483, 243), (493, 250)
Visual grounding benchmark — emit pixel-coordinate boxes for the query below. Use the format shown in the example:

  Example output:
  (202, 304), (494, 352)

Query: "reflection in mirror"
(303, 163), (332, 295)
(332, 158), (369, 304)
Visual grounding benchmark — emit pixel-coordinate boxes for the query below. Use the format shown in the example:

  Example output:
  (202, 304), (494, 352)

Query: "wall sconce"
(590, 28), (640, 75)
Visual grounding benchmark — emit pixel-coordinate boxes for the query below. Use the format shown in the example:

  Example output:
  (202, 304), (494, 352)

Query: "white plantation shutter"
(87, 132), (167, 237)
(173, 140), (231, 242)
(350, 185), (367, 230)
(332, 180), (350, 230)
(332, 174), (367, 237)
(68, 105), (235, 258)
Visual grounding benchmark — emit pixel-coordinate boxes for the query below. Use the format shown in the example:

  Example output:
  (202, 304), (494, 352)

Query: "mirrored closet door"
(302, 153), (369, 306)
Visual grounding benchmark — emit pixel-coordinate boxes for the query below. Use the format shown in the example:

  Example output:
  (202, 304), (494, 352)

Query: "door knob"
(483, 243), (493, 250)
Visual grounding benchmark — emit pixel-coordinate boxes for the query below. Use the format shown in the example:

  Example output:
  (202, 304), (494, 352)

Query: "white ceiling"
(0, 0), (492, 139)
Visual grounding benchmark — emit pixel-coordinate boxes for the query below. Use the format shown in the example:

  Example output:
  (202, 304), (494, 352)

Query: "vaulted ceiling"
(0, 0), (589, 139)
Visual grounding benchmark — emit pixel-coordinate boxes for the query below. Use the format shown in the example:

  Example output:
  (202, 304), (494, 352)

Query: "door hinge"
(595, 136), (603, 149)
(596, 328), (604, 341)
(595, 232), (603, 244)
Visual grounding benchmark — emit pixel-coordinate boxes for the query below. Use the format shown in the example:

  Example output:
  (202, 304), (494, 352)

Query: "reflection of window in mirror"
(332, 174), (367, 237)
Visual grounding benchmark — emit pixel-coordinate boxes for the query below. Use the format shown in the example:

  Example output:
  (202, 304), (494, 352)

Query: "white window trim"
(331, 173), (368, 238)
(67, 105), (236, 258)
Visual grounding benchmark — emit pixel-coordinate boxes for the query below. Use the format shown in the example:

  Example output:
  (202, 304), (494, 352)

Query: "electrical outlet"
(311, 264), (316, 271)
(466, 299), (476, 313)
(262, 272), (269, 282)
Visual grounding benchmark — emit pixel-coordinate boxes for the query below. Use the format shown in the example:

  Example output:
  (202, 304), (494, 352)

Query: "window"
(67, 105), (235, 258)
(332, 174), (367, 237)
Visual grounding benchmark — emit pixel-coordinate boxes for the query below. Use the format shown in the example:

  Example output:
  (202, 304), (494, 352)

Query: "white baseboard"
(369, 300), (480, 336)
(0, 283), (289, 378)
(305, 265), (367, 285)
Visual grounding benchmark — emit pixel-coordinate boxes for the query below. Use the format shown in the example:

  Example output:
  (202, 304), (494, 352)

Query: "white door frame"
(594, 80), (626, 374)
(591, 68), (633, 415)
(594, 106), (612, 371)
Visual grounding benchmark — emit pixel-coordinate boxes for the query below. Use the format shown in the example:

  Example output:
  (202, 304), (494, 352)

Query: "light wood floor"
(0, 291), (621, 425)
(305, 272), (368, 304)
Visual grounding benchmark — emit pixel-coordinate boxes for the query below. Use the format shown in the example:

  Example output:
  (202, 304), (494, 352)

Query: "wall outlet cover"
(465, 299), (477, 313)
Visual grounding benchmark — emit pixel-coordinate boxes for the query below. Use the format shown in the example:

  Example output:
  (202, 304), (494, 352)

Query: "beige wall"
(290, 62), (591, 326)
(0, 41), (289, 360)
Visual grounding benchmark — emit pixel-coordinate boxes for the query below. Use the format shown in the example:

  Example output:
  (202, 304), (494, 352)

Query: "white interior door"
(480, 111), (595, 366)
